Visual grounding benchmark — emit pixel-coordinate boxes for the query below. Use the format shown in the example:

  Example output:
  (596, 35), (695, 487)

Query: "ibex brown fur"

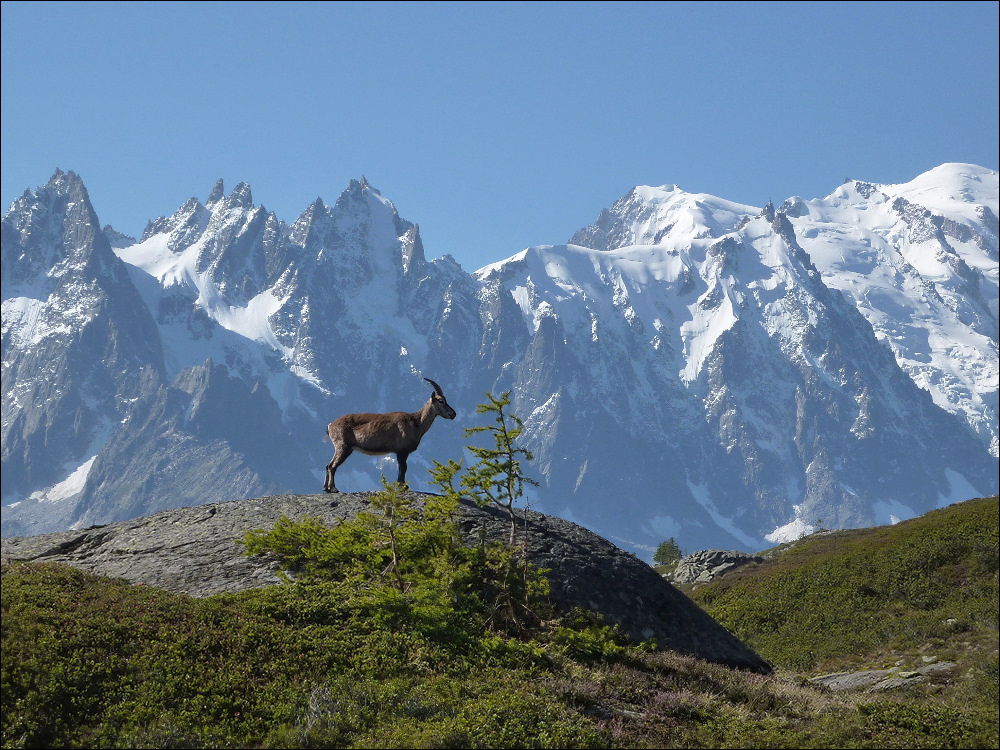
(323, 378), (457, 493)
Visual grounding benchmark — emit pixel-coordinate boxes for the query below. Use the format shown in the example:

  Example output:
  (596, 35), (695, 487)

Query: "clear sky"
(2, 1), (998, 273)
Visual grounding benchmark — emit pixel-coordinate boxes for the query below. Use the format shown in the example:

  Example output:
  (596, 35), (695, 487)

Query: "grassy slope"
(688, 495), (999, 674)
(2, 496), (998, 749)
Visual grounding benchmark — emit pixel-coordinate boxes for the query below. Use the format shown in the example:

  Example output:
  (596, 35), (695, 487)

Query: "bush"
(551, 609), (632, 663)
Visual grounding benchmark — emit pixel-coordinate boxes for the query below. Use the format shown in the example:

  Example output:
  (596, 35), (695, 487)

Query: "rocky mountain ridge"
(2, 166), (997, 555)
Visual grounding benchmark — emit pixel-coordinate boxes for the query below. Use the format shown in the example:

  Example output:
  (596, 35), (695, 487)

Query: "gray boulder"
(671, 548), (764, 585)
(809, 661), (957, 692)
(1, 491), (771, 673)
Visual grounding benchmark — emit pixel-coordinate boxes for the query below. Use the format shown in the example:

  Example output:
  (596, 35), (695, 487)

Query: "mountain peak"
(41, 167), (89, 204)
(207, 179), (225, 205)
(46, 167), (67, 188)
(292, 196), (327, 226)
(227, 182), (253, 209)
(570, 183), (757, 251)
(880, 163), (999, 220)
(286, 197), (333, 250)
(360, 175), (381, 196)
(3, 170), (101, 286)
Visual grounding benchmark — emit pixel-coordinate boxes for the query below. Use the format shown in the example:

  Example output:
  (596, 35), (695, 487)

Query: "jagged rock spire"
(400, 224), (426, 274)
(228, 182), (253, 209)
(207, 179), (225, 205)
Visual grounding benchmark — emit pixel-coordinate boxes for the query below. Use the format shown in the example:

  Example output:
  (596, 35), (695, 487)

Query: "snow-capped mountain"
(782, 164), (998, 456)
(2, 170), (165, 522)
(2, 165), (997, 555)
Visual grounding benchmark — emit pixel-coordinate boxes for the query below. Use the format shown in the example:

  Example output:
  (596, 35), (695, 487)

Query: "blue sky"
(2, 1), (998, 272)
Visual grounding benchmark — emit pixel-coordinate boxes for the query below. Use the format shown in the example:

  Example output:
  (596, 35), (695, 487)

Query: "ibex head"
(424, 378), (457, 420)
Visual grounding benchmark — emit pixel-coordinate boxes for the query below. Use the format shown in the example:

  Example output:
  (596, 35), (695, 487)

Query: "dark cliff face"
(0, 491), (771, 673)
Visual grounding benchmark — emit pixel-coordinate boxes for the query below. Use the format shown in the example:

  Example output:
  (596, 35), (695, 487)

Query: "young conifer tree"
(369, 477), (415, 592)
(431, 391), (538, 547)
(429, 391), (546, 632)
(653, 537), (683, 567)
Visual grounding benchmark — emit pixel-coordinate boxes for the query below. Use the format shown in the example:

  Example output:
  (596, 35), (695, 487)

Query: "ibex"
(323, 378), (457, 493)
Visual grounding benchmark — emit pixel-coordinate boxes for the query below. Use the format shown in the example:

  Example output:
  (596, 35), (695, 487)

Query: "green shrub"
(1, 561), (593, 749)
(551, 608), (632, 663)
(857, 700), (995, 748)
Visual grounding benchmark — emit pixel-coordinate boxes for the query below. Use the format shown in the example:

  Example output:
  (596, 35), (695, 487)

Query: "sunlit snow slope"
(785, 164), (998, 455)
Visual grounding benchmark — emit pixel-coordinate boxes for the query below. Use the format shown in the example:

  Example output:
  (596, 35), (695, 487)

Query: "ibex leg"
(324, 445), (353, 493)
(396, 452), (410, 487)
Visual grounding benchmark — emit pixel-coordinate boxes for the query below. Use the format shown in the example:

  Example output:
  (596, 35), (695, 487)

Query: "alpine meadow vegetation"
(1, 395), (996, 748)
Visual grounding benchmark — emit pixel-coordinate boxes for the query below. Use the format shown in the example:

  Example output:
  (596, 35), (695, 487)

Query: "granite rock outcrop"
(1, 491), (771, 673)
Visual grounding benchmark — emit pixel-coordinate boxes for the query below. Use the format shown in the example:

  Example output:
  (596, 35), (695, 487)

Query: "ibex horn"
(424, 378), (444, 397)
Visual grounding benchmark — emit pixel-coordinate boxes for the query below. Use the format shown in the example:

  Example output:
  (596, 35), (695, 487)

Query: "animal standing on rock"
(323, 378), (457, 493)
